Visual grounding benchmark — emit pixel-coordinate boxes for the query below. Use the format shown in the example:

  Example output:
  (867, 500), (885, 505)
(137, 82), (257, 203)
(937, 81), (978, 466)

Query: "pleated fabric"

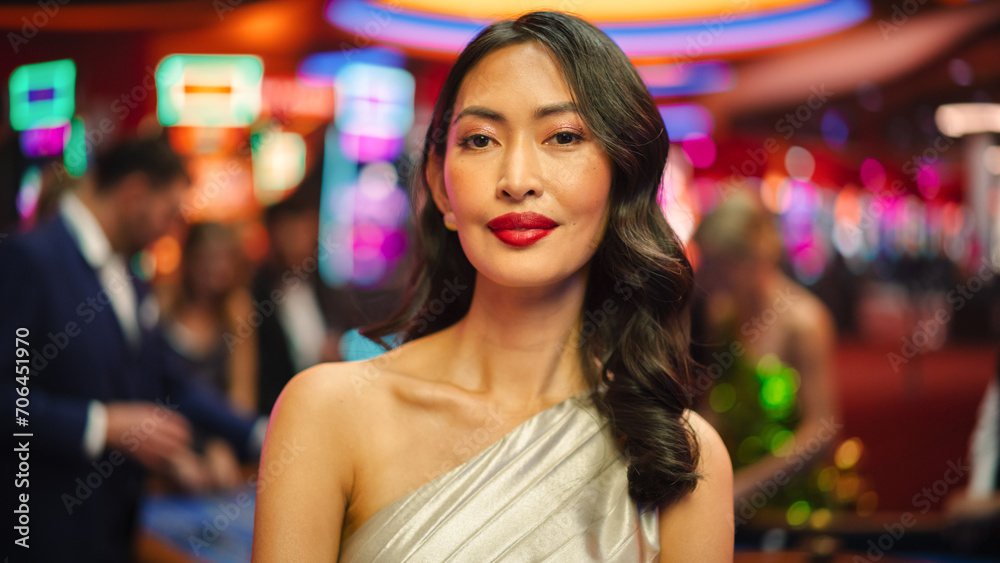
(339, 389), (660, 562)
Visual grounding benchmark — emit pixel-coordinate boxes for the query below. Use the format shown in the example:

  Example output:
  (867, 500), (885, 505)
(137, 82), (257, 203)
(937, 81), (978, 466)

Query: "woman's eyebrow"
(451, 102), (579, 126)
(452, 106), (504, 125)
(533, 101), (578, 120)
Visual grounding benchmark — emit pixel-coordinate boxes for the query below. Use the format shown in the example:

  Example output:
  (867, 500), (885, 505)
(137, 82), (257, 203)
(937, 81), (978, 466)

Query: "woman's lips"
(491, 229), (554, 247)
(487, 212), (558, 247)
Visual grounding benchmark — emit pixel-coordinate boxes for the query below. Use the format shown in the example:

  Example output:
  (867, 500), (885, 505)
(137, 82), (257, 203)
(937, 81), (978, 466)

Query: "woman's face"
(427, 41), (614, 289)
(188, 238), (239, 300)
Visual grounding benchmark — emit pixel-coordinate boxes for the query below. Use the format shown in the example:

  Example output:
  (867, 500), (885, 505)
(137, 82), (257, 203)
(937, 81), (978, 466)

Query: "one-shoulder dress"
(338, 388), (660, 562)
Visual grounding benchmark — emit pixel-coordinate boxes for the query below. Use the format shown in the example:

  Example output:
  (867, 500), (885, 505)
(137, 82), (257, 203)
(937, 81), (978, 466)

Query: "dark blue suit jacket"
(2, 214), (258, 562)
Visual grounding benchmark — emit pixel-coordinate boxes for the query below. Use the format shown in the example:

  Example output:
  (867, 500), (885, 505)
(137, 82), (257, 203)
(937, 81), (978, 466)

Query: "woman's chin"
(472, 263), (588, 293)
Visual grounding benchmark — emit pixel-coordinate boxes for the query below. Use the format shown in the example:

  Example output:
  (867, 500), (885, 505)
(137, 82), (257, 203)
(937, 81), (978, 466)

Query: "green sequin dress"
(702, 330), (841, 527)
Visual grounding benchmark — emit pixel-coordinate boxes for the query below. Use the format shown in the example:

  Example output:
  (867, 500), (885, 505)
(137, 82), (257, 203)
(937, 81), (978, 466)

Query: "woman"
(159, 221), (257, 491)
(161, 221), (258, 413)
(690, 191), (838, 526)
(252, 11), (733, 561)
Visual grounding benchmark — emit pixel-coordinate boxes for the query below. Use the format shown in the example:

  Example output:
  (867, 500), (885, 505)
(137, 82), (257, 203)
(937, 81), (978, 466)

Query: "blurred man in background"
(1, 136), (264, 562)
(252, 168), (401, 415)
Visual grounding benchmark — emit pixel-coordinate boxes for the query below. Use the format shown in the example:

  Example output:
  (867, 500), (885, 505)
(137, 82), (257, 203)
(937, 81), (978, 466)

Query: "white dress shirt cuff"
(83, 400), (109, 459)
(968, 378), (999, 498)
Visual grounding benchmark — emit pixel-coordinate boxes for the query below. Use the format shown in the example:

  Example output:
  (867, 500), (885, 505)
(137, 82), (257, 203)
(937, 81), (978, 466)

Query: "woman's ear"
(425, 151), (452, 216)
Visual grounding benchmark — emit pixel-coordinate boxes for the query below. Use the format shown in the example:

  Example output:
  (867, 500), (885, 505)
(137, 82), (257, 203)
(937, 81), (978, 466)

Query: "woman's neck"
(438, 268), (592, 407)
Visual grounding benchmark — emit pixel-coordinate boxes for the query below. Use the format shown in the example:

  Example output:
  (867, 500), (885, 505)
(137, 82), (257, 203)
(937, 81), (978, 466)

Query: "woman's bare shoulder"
(253, 358), (409, 555)
(275, 357), (403, 420)
(274, 340), (440, 425)
(263, 362), (370, 485)
(683, 409), (731, 474)
(271, 328), (464, 453)
(656, 410), (734, 562)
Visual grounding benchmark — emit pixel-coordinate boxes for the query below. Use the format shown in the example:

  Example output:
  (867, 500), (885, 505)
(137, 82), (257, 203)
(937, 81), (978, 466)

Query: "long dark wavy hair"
(361, 10), (700, 509)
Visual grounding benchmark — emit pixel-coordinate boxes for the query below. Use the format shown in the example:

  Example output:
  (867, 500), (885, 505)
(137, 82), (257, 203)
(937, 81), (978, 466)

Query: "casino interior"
(1, 0), (1000, 561)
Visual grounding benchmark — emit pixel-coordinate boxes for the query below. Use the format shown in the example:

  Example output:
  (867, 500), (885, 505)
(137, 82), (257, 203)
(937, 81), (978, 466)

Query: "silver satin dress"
(339, 388), (661, 562)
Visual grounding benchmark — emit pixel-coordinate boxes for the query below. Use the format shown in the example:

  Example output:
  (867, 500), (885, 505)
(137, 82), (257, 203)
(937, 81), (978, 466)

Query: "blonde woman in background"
(691, 191), (839, 528)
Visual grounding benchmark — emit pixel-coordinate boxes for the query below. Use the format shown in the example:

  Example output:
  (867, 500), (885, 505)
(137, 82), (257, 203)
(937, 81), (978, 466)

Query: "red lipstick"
(486, 212), (558, 247)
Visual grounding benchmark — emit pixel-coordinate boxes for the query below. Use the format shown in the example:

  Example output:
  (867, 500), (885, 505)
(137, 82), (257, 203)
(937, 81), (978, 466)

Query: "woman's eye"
(552, 131), (580, 145)
(463, 134), (492, 149)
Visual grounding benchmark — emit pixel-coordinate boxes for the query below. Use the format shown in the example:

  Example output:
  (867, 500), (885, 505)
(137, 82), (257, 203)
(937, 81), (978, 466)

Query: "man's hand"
(104, 402), (193, 471)
(204, 438), (245, 490)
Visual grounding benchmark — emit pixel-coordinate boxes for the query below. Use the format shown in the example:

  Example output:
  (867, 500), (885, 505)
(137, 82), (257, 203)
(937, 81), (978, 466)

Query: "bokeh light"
(786, 500), (812, 526)
(835, 438), (863, 470)
(785, 146), (815, 181)
(156, 54), (263, 128)
(150, 235), (182, 277)
(9, 59), (76, 131)
(681, 133), (717, 168)
(16, 166), (41, 219)
(859, 158), (886, 192)
(821, 108), (849, 149)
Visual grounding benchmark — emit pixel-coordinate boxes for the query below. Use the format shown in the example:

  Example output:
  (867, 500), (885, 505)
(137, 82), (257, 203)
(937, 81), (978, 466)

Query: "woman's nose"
(496, 137), (543, 200)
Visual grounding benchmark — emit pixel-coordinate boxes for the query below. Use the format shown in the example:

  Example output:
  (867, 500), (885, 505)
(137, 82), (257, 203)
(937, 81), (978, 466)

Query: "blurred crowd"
(0, 134), (400, 561)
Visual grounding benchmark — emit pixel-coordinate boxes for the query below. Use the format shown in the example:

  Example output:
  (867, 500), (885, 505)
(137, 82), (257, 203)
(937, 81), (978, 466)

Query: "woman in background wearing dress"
(158, 221), (257, 491)
(690, 192), (838, 528)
